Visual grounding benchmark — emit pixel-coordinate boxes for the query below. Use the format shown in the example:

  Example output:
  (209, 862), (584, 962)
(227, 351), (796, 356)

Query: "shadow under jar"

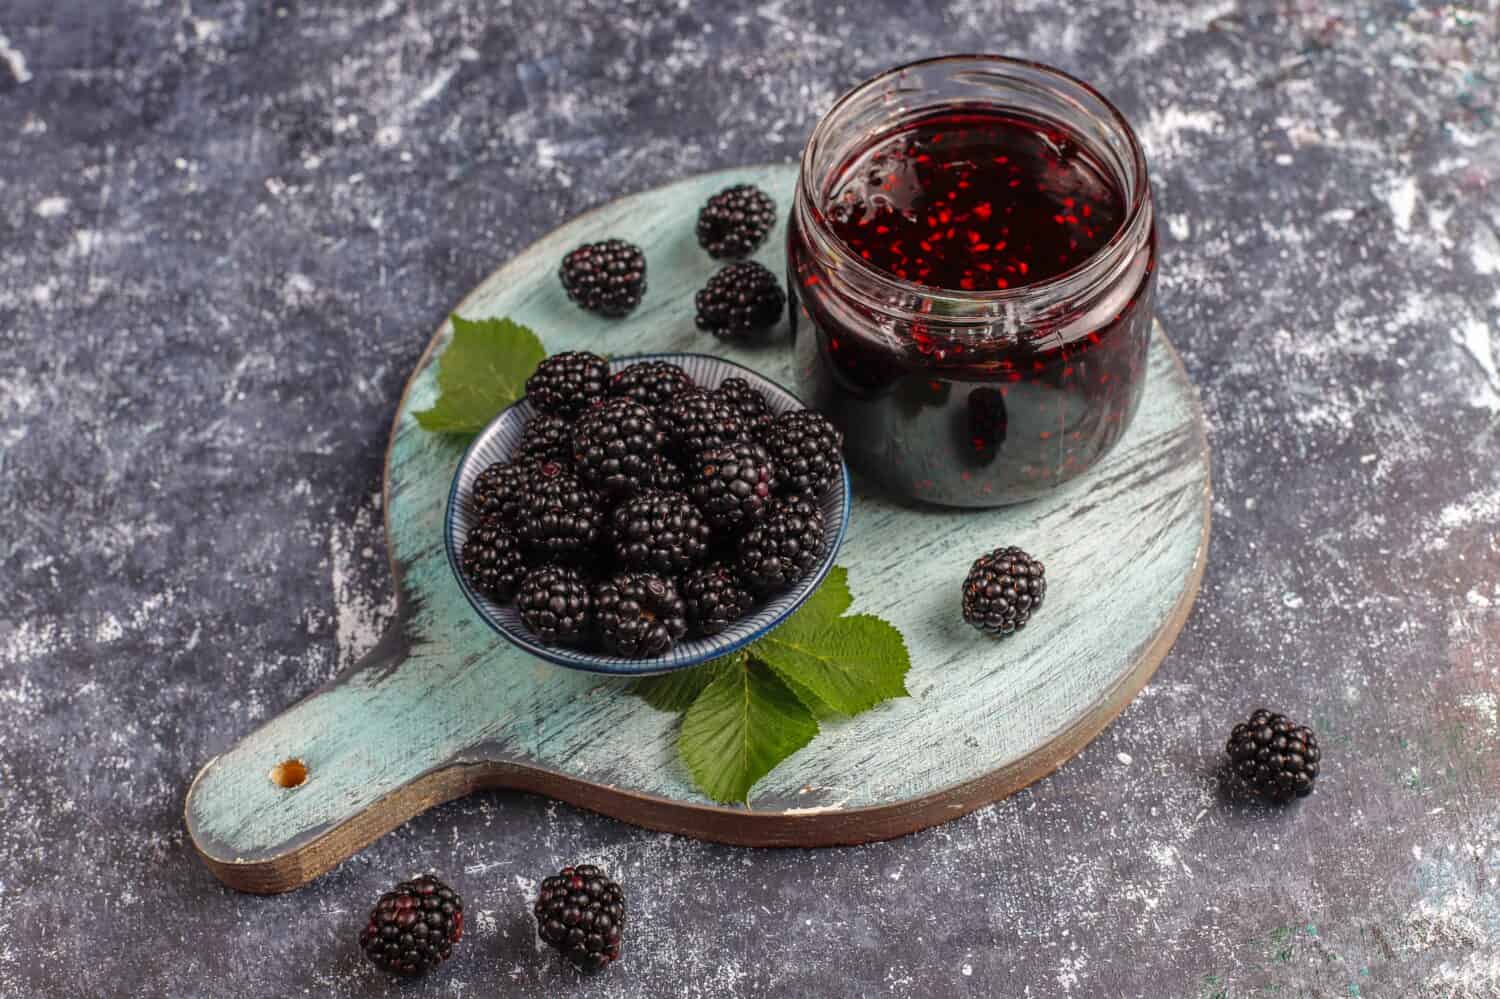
(787, 55), (1158, 507)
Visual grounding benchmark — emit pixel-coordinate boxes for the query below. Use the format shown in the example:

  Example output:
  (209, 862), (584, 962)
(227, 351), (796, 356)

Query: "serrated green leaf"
(628, 653), (742, 713)
(678, 659), (818, 804)
(753, 608), (910, 716)
(792, 566), (852, 625)
(413, 315), (546, 433)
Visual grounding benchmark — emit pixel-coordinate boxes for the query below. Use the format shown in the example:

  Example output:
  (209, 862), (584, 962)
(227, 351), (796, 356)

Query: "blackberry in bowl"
(445, 352), (849, 675)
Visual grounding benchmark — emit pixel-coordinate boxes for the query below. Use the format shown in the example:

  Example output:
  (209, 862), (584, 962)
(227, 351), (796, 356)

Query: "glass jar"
(787, 55), (1158, 507)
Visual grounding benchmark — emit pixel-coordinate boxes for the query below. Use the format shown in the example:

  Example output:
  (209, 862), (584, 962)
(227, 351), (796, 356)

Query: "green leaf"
(678, 658), (819, 804)
(628, 653), (742, 713)
(413, 315), (546, 433)
(751, 568), (910, 715)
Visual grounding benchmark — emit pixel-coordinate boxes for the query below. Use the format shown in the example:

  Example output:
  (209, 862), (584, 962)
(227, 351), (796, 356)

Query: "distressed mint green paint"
(186, 165), (1210, 868)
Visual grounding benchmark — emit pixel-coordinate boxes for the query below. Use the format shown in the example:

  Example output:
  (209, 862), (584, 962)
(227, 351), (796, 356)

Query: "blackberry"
(359, 875), (464, 977)
(460, 515), (527, 602)
(735, 497), (826, 594)
(689, 440), (775, 533)
(696, 183), (776, 259)
(534, 864), (625, 975)
(516, 461), (604, 565)
(644, 454), (686, 493)
(714, 377), (775, 436)
(572, 397), (665, 500)
(516, 565), (593, 645)
(695, 261), (786, 340)
(594, 572), (688, 658)
(1226, 709), (1321, 802)
(526, 351), (610, 418)
(470, 460), (536, 525)
(961, 546), (1046, 638)
(610, 489), (711, 575)
(558, 239), (647, 317)
(657, 387), (747, 463)
(518, 412), (574, 462)
(761, 409), (843, 496)
(682, 562), (756, 636)
(609, 360), (694, 410)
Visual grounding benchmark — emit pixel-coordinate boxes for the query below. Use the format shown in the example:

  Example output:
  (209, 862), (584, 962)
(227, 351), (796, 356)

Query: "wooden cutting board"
(185, 164), (1211, 894)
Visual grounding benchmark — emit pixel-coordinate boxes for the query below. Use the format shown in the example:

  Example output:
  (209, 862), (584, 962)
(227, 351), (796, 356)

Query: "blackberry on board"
(609, 360), (695, 410)
(688, 440), (776, 534)
(695, 183), (777, 259)
(695, 261), (786, 340)
(516, 565), (593, 645)
(470, 460), (537, 525)
(610, 489), (711, 575)
(735, 496), (826, 594)
(359, 875), (464, 977)
(558, 239), (647, 318)
(460, 514), (527, 602)
(714, 377), (775, 436)
(572, 397), (666, 500)
(657, 387), (748, 463)
(517, 412), (574, 462)
(760, 409), (843, 496)
(960, 546), (1046, 638)
(594, 572), (688, 658)
(1226, 709), (1321, 802)
(525, 351), (610, 418)
(681, 561), (756, 636)
(534, 864), (626, 975)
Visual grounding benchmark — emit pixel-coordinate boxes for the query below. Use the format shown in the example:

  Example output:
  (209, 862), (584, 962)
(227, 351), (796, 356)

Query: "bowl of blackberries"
(445, 350), (850, 674)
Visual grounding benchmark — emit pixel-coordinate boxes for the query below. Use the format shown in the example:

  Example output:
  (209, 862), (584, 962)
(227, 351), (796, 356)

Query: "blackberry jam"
(788, 56), (1157, 506)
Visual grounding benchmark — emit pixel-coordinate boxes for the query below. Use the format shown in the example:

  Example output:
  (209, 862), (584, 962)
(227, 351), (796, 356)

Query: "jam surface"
(790, 107), (1156, 507)
(823, 108), (1126, 291)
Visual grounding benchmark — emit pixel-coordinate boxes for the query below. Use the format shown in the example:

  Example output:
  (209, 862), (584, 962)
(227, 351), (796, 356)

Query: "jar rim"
(797, 53), (1152, 307)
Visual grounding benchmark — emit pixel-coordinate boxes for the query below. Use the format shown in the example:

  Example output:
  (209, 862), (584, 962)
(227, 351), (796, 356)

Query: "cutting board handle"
(183, 621), (493, 894)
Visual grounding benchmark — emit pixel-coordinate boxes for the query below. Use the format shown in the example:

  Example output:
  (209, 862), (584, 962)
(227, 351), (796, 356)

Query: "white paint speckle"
(34, 196), (69, 218)
(0, 32), (31, 84)
(1117, 752), (1133, 765)
(95, 614), (124, 644)
(1387, 175), (1418, 234)
(961, 963), (973, 976)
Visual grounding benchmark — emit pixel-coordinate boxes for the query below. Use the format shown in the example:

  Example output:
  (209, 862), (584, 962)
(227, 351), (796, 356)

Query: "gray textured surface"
(2, 1), (1498, 996)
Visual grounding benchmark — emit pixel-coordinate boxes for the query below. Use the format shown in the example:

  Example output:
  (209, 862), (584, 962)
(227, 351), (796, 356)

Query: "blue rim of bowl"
(442, 351), (852, 676)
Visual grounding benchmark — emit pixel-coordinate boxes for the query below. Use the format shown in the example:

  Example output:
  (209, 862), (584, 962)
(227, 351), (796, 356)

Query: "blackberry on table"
(681, 561), (756, 636)
(517, 565), (593, 645)
(609, 360), (695, 410)
(688, 440), (775, 533)
(735, 496), (826, 594)
(526, 351), (610, 418)
(572, 397), (665, 500)
(470, 460), (536, 525)
(696, 183), (777, 259)
(359, 874), (464, 977)
(760, 409), (843, 496)
(517, 412), (574, 462)
(610, 489), (711, 575)
(559, 239), (647, 317)
(961, 546), (1045, 638)
(534, 864), (625, 975)
(1226, 709), (1321, 802)
(657, 387), (748, 463)
(695, 261), (786, 340)
(515, 461), (605, 565)
(461, 514), (527, 602)
(714, 377), (775, 436)
(594, 572), (688, 658)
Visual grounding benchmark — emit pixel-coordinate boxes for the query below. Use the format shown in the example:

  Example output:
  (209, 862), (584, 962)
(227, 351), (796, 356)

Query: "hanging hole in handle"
(269, 758), (309, 789)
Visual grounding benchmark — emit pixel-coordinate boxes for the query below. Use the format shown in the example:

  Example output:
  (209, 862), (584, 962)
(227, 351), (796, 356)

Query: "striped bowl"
(444, 353), (851, 676)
